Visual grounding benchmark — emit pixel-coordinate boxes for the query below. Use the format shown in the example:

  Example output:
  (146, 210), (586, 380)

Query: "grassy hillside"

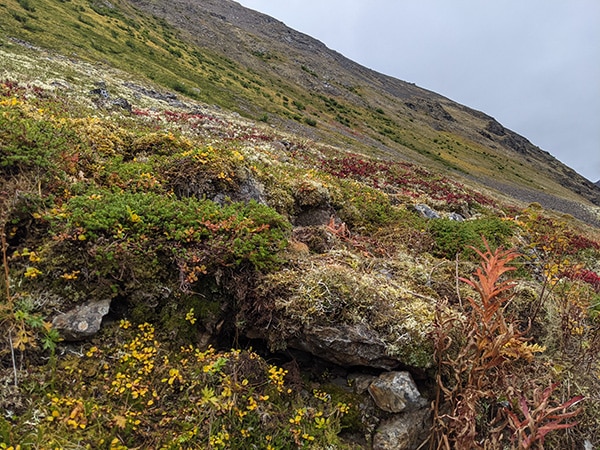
(2, 0), (600, 219)
(1, 1), (600, 448)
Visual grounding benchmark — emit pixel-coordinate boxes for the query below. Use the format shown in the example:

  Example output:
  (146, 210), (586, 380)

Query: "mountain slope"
(2, 1), (600, 448)
(1, 0), (599, 226)
(125, 0), (600, 215)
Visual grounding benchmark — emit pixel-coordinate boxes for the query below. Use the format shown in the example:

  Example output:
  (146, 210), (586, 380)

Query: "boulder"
(447, 212), (464, 221)
(367, 371), (428, 413)
(288, 324), (401, 370)
(414, 204), (440, 220)
(52, 299), (111, 341)
(372, 408), (430, 450)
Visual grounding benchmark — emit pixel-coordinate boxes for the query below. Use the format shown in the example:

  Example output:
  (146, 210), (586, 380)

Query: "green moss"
(429, 216), (514, 259)
(320, 383), (364, 434)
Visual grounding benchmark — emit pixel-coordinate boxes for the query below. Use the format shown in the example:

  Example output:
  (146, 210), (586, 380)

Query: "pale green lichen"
(259, 250), (437, 368)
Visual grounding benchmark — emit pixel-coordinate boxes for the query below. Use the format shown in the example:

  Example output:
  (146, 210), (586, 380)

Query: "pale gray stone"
(52, 299), (111, 341)
(368, 371), (427, 413)
(414, 204), (440, 219)
(373, 408), (430, 450)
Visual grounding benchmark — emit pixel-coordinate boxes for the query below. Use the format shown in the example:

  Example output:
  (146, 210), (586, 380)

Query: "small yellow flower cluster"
(0, 97), (22, 107)
(267, 365), (288, 393)
(185, 308), (197, 324)
(336, 402), (351, 415)
(108, 323), (159, 401)
(137, 172), (161, 189)
(112, 410), (142, 431)
(46, 396), (90, 430)
(0, 445), (21, 450)
(312, 389), (331, 402)
(208, 427), (230, 448)
(288, 407), (316, 443)
(289, 407), (305, 425)
(162, 368), (183, 386)
(85, 346), (100, 358)
(24, 267), (42, 278)
(14, 248), (43, 278)
(121, 323), (158, 374)
(61, 270), (80, 280)
(27, 251), (42, 263)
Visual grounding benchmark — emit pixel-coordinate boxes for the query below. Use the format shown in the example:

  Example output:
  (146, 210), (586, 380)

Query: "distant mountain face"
(2, 0), (598, 221)
(122, 0), (600, 213)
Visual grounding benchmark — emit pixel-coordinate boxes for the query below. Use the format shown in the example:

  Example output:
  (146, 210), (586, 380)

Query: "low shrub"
(43, 190), (290, 289)
(429, 217), (514, 259)
(0, 321), (354, 448)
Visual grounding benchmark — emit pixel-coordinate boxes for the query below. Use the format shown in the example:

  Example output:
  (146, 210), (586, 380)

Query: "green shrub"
(52, 190), (290, 278)
(17, 0), (35, 12)
(0, 101), (75, 175)
(429, 217), (514, 258)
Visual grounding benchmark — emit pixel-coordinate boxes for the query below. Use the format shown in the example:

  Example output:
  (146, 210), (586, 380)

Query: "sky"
(237, 0), (600, 182)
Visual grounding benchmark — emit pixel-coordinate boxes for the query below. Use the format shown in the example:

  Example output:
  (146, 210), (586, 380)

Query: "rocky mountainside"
(1, 0), (600, 448)
(126, 0), (600, 221)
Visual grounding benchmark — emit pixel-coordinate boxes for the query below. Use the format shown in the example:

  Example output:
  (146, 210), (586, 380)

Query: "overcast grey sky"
(237, 0), (600, 182)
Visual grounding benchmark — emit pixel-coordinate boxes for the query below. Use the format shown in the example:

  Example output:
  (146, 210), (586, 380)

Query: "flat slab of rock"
(288, 323), (402, 370)
(52, 299), (111, 341)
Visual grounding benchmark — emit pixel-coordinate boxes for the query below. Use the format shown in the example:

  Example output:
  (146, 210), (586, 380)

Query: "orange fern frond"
(460, 237), (519, 324)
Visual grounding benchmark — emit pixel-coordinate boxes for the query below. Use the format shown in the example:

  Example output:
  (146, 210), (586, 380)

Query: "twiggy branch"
(1, 232), (10, 305)
(455, 253), (462, 310)
(9, 330), (18, 387)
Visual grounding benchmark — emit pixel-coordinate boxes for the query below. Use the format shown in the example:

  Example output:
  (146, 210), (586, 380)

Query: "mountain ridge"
(124, 0), (600, 214)
(0, 0), (598, 224)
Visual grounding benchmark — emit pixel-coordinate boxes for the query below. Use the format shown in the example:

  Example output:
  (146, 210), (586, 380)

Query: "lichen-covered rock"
(367, 371), (428, 413)
(256, 257), (436, 370)
(414, 203), (440, 219)
(372, 408), (430, 450)
(52, 299), (111, 341)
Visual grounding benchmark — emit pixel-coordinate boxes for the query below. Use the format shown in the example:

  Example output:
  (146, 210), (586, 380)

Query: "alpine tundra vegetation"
(1, 0), (600, 448)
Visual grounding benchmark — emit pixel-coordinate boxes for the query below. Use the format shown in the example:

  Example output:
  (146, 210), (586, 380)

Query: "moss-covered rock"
(251, 252), (436, 369)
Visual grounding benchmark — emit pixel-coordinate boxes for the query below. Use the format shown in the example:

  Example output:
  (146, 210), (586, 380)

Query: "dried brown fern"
(431, 239), (544, 449)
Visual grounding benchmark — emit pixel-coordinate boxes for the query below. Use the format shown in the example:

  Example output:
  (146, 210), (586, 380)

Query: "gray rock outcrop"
(52, 299), (111, 341)
(288, 324), (402, 370)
